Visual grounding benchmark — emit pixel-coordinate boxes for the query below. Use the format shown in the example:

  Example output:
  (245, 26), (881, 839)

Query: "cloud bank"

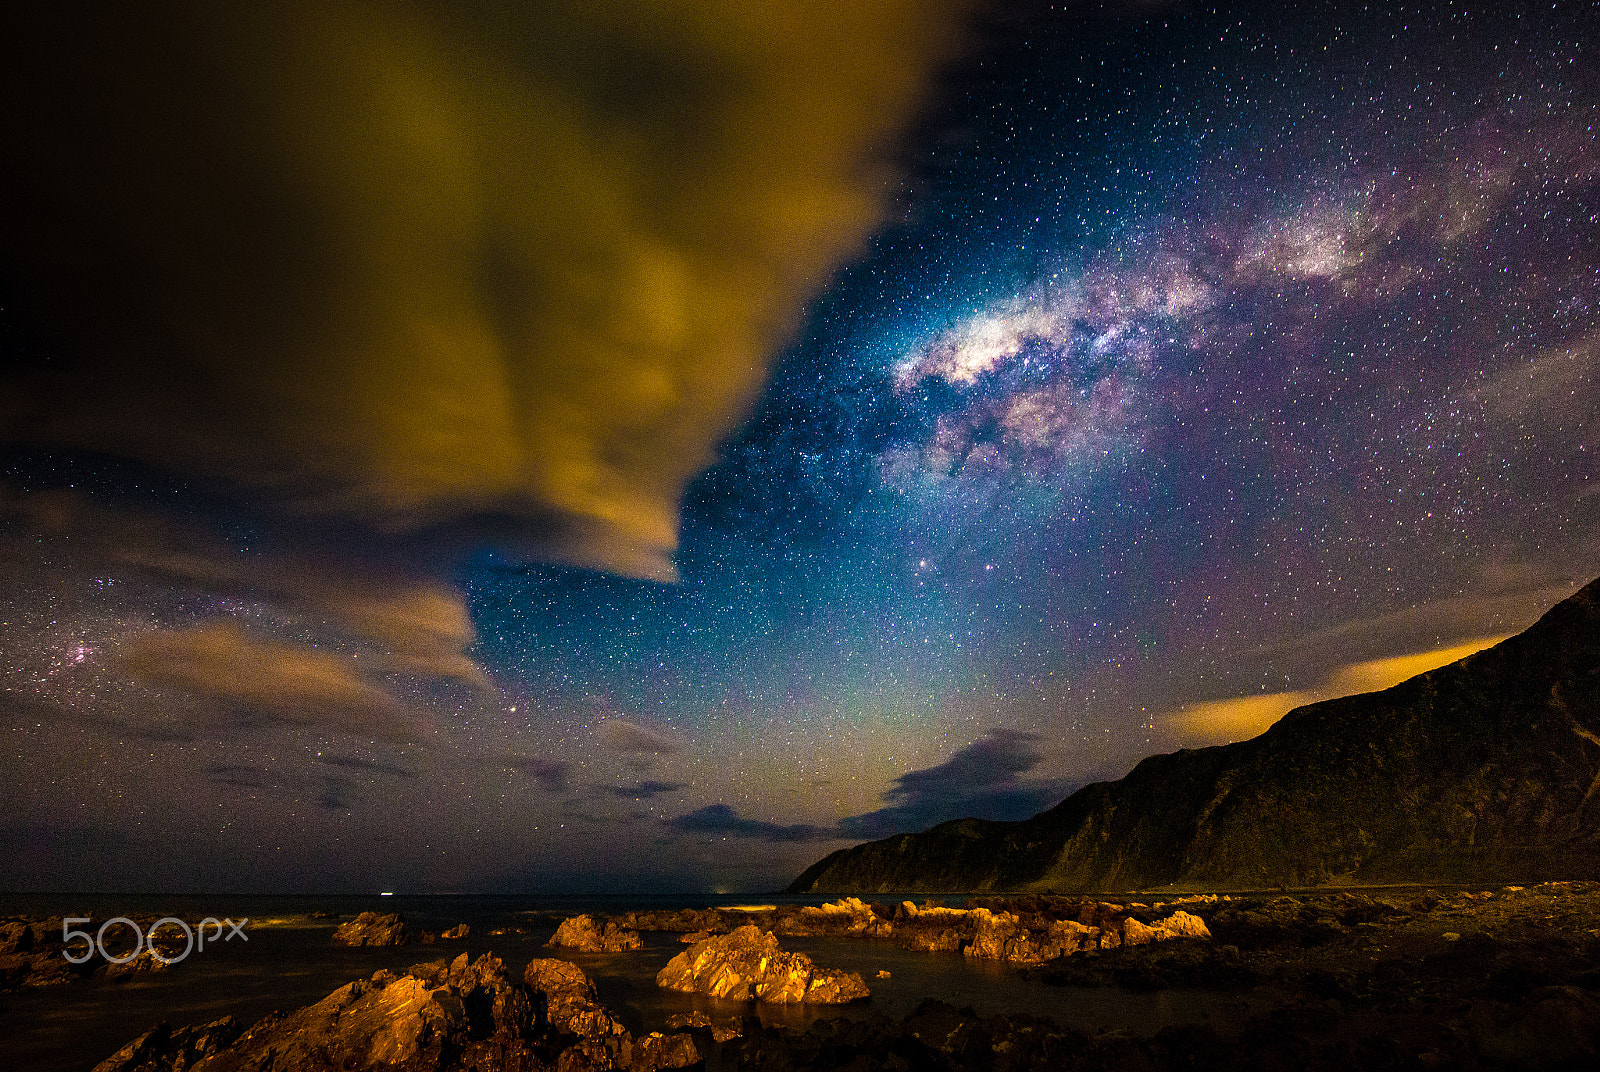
(1, 0), (962, 580)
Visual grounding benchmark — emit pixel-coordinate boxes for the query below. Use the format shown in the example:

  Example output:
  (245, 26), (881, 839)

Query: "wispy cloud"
(1162, 635), (1510, 746)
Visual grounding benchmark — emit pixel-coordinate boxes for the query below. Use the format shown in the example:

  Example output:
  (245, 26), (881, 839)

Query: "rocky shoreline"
(37, 881), (1600, 1070)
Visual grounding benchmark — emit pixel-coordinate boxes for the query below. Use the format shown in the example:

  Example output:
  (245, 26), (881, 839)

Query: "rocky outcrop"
(94, 952), (700, 1072)
(2, 915), (196, 991)
(523, 957), (626, 1038)
(656, 925), (869, 1004)
(440, 924), (470, 940)
(791, 576), (1600, 893)
(963, 906), (1210, 966)
(331, 911), (409, 947)
(547, 915), (644, 953)
(93, 1016), (243, 1072)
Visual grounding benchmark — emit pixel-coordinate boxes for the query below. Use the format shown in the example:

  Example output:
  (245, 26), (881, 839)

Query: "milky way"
(4, 0), (1599, 893)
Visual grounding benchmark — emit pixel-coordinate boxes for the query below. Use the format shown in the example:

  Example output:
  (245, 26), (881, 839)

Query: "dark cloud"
(316, 754), (420, 779)
(663, 732), (1069, 845)
(0, 0), (962, 581)
(496, 754), (572, 792)
(835, 730), (1066, 839)
(664, 804), (832, 843)
(600, 779), (687, 799)
(201, 761), (362, 812)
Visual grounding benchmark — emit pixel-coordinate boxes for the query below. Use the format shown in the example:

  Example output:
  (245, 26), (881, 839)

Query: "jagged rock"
(524, 957), (626, 1038)
(441, 924), (470, 940)
(94, 953), (524, 1070)
(656, 924), (868, 1004)
(548, 915), (644, 953)
(608, 908), (725, 934)
(965, 908), (1106, 965)
(0, 920), (34, 954)
(665, 1011), (743, 1042)
(790, 576), (1600, 893)
(557, 1031), (701, 1072)
(95, 951), (700, 1072)
(792, 897), (895, 938)
(100, 949), (172, 981)
(92, 1016), (241, 1072)
(331, 911), (409, 947)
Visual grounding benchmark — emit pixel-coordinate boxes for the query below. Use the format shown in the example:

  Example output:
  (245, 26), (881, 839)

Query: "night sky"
(3, 0), (1598, 894)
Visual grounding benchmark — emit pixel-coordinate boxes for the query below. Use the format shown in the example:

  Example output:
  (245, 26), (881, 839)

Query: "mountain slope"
(789, 576), (1600, 893)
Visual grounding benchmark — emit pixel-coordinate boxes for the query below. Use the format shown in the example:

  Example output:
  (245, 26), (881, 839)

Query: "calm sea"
(0, 893), (1269, 1071)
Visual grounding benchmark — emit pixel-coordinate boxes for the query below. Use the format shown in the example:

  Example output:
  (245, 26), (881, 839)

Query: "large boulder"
(523, 957), (626, 1039)
(331, 911), (409, 947)
(547, 915), (643, 953)
(93, 952), (699, 1072)
(655, 924), (868, 1004)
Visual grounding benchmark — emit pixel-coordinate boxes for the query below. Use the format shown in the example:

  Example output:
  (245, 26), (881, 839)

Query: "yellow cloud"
(1162, 635), (1509, 747)
(1162, 692), (1317, 746)
(2, 0), (964, 580)
(124, 622), (420, 740)
(1320, 637), (1509, 696)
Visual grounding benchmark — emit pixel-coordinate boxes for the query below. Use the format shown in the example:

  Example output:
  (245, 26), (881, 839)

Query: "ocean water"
(0, 893), (1270, 1071)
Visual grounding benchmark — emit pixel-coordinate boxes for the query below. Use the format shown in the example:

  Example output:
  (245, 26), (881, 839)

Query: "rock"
(665, 1010), (743, 1042)
(524, 957), (626, 1038)
(548, 915), (644, 953)
(0, 920), (34, 955)
(441, 923), (470, 940)
(792, 897), (894, 938)
(559, 1031), (701, 1072)
(656, 924), (869, 1004)
(97, 951), (701, 1072)
(100, 949), (172, 981)
(92, 1016), (241, 1072)
(331, 911), (409, 947)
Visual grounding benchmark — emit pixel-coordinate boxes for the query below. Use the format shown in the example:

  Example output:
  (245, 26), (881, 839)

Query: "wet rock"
(656, 924), (869, 1004)
(331, 910), (409, 947)
(441, 923), (470, 940)
(548, 915), (644, 953)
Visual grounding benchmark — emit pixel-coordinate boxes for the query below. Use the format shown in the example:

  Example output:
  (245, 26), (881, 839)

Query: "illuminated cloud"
(124, 622), (420, 740)
(602, 718), (680, 755)
(1162, 635), (1510, 746)
(1, 0), (962, 581)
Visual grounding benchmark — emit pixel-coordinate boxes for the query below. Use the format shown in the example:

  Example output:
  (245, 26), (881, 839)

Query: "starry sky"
(3, 0), (1598, 894)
